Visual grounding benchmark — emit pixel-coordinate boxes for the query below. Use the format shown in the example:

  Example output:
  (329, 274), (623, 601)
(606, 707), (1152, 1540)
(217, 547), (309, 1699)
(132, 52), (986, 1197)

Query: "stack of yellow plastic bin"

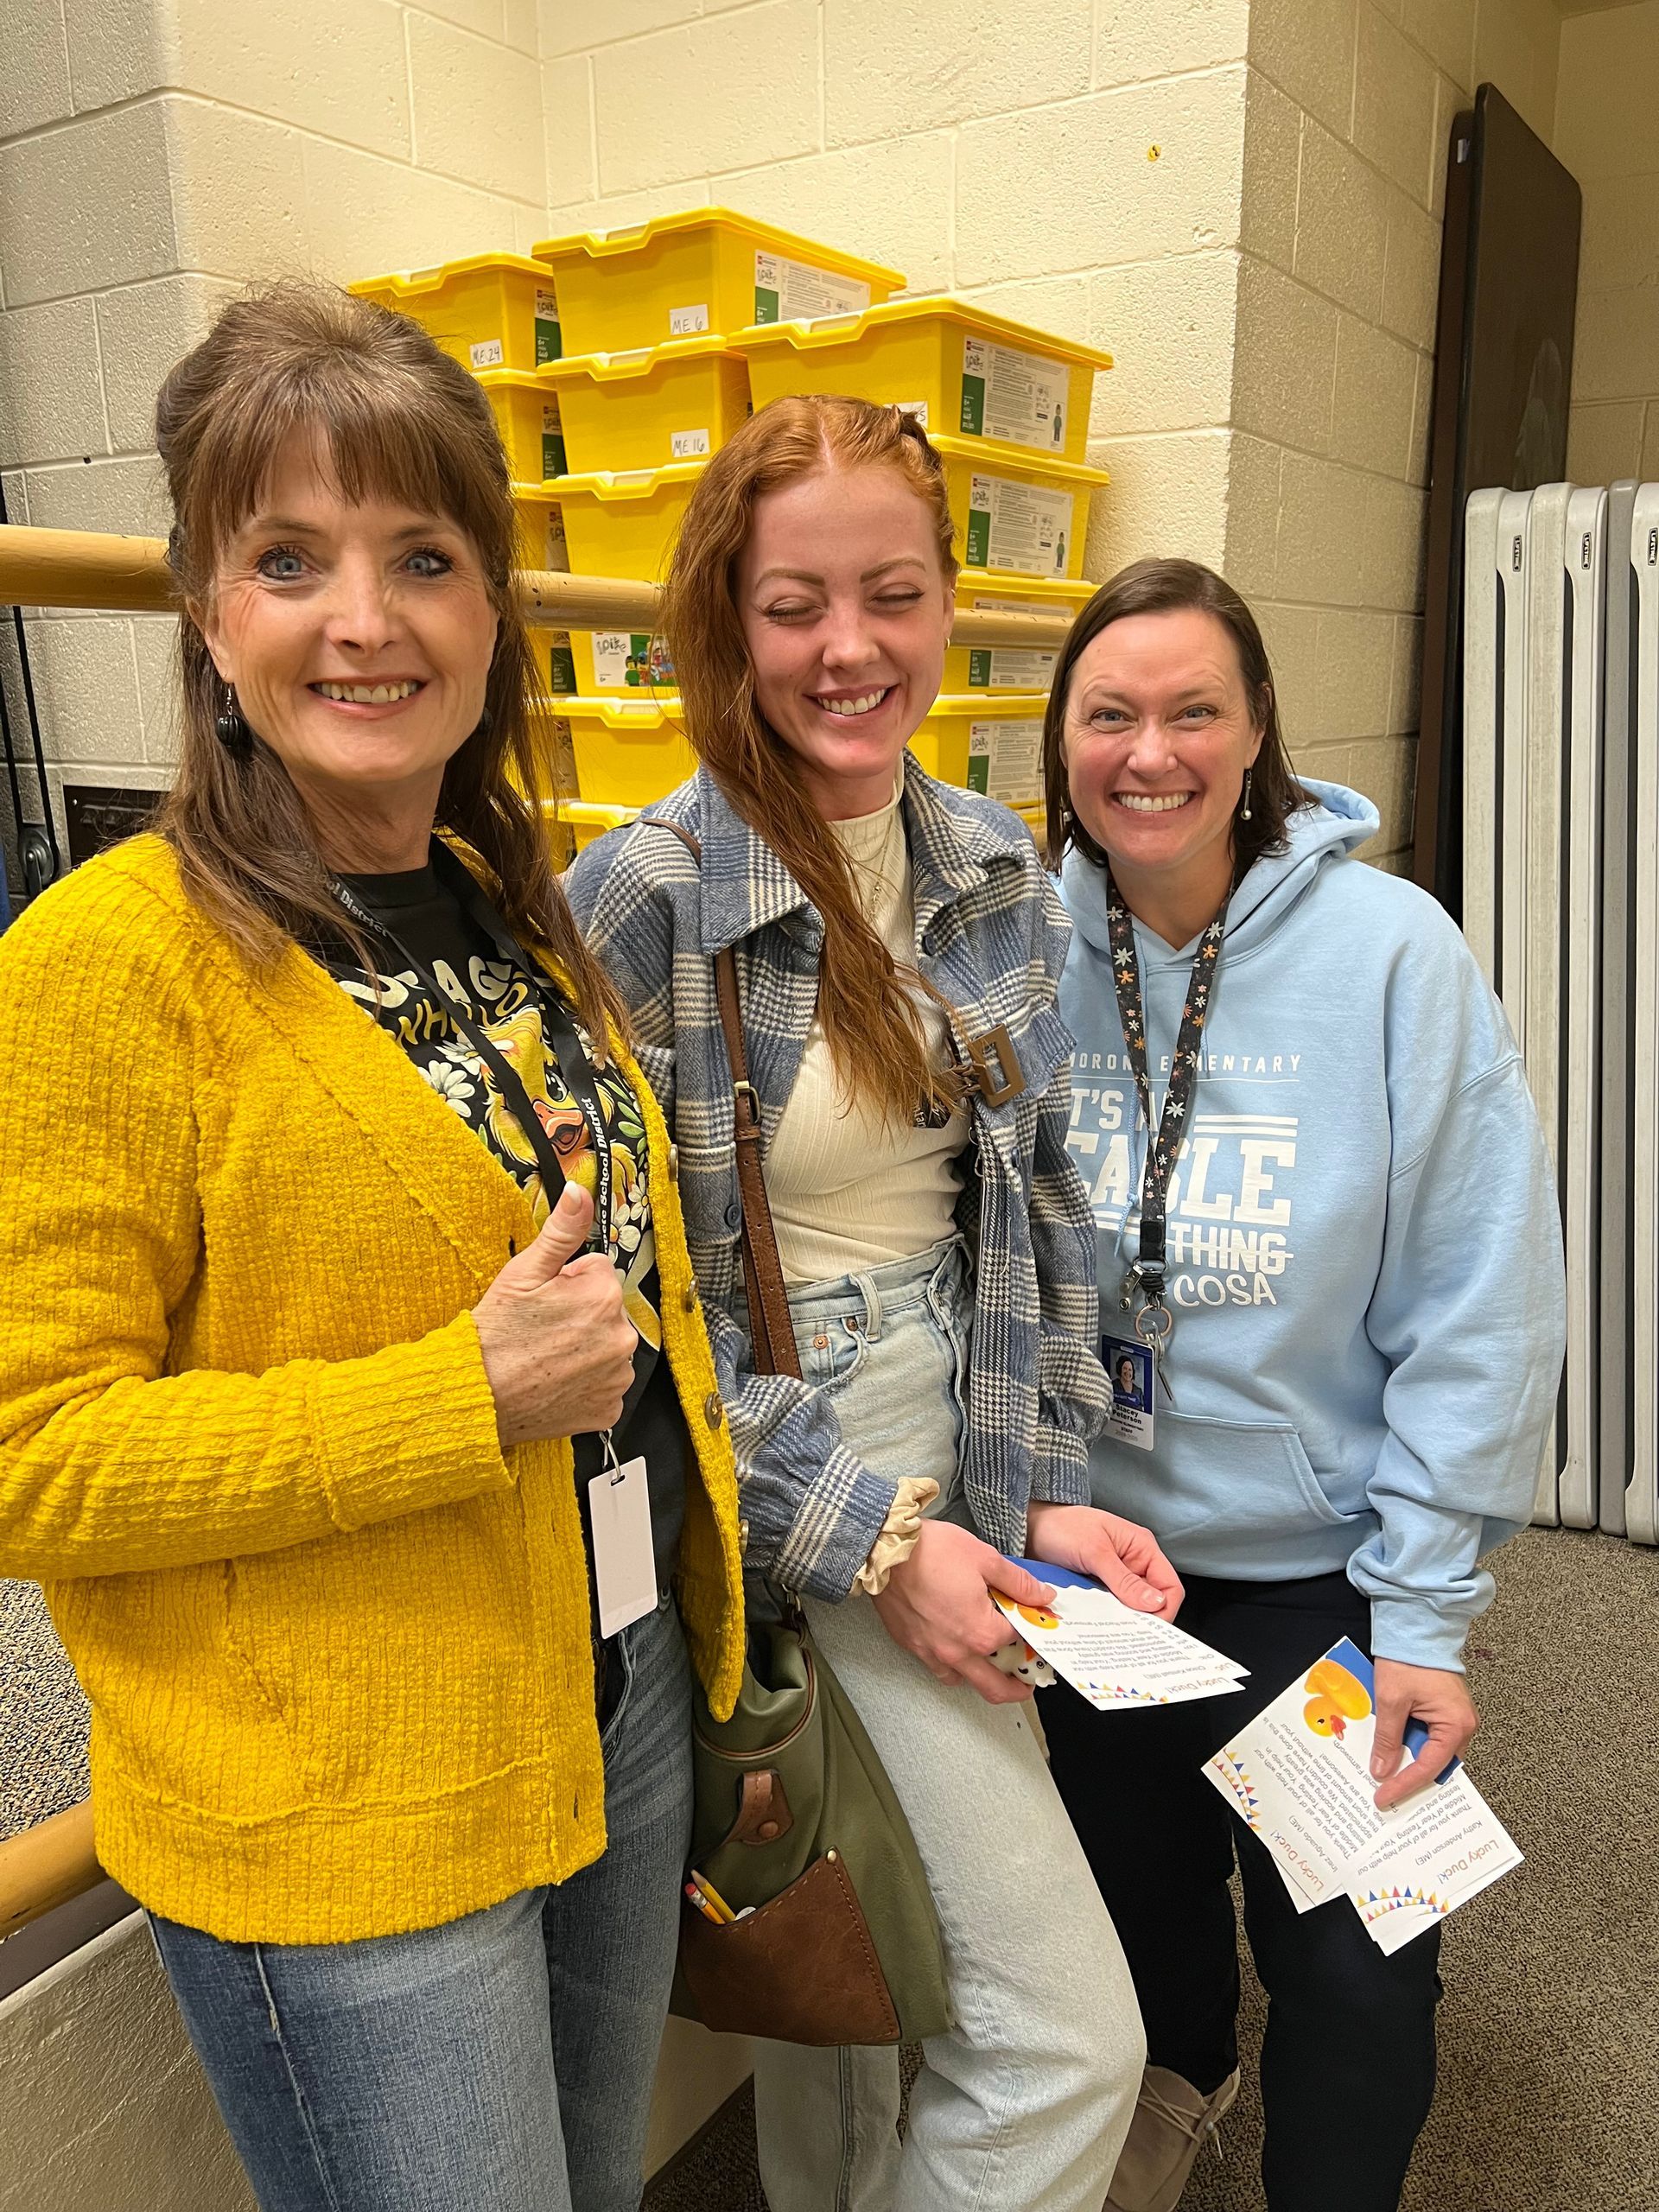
(346, 251), (581, 739)
(734, 299), (1110, 822)
(349, 221), (1114, 844)
(527, 210), (906, 846)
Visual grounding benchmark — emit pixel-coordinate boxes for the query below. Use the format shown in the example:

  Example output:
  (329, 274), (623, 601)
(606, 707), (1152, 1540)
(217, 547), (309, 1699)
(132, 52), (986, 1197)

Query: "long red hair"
(662, 395), (959, 1123)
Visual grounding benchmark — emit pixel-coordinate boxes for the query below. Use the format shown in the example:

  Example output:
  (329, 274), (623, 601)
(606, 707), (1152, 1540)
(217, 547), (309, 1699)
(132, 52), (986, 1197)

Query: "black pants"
(1040, 1571), (1441, 2212)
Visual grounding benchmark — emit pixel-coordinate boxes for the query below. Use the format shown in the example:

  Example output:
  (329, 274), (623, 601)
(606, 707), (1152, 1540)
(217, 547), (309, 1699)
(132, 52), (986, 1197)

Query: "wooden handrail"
(0, 527), (176, 613)
(0, 1800), (102, 1941)
(0, 525), (1076, 652)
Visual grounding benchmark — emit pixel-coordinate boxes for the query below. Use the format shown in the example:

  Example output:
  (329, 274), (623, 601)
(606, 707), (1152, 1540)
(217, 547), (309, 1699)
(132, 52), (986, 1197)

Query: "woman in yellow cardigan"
(0, 285), (743, 2212)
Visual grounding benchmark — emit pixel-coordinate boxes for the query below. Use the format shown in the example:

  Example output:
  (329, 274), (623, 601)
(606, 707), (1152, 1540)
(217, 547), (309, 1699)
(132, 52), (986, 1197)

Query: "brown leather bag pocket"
(677, 1852), (901, 2046)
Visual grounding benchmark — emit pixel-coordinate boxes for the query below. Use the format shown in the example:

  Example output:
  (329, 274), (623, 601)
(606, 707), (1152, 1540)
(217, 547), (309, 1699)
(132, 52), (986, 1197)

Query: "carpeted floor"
(0, 1578), (90, 1841)
(646, 1525), (1659, 2212)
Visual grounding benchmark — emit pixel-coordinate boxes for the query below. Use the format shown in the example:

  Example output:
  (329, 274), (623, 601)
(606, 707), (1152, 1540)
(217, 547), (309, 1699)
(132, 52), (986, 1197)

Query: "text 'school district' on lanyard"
(329, 853), (613, 1248)
(1104, 872), (1227, 1402)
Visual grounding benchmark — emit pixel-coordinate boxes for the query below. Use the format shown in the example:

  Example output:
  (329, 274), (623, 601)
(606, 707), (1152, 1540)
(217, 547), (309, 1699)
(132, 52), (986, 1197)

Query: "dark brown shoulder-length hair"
(1041, 556), (1309, 878)
(153, 281), (626, 1049)
(662, 393), (960, 1126)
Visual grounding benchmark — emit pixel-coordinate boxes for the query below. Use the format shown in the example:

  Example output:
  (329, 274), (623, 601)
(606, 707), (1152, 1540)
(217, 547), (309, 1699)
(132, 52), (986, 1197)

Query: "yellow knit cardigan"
(0, 836), (744, 1945)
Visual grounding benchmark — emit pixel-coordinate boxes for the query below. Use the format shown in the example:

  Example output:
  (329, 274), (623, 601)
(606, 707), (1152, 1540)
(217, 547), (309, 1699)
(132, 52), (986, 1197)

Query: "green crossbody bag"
(652, 819), (952, 2048)
(673, 1587), (954, 2046)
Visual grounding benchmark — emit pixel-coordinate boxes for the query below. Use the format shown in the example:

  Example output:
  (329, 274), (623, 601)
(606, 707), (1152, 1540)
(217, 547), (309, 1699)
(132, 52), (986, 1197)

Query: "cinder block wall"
(1557, 0), (1659, 486)
(541, 0), (1566, 868)
(0, 0), (547, 807)
(543, 0), (1254, 591)
(1226, 0), (1562, 872)
(2, 0), (1580, 870)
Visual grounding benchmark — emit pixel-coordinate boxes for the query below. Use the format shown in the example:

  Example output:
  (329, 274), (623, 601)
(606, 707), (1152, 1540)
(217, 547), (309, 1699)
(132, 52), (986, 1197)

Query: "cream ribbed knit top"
(766, 787), (970, 1287)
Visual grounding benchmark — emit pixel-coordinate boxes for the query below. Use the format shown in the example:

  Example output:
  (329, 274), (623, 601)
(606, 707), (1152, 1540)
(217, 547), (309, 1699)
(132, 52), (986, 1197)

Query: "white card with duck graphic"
(992, 1560), (1248, 1707)
(1204, 1639), (1521, 1950)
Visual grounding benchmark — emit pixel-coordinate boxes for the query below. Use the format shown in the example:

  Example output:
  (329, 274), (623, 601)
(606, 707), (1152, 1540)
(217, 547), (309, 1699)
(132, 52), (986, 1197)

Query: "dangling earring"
(1239, 766), (1254, 822)
(215, 683), (250, 756)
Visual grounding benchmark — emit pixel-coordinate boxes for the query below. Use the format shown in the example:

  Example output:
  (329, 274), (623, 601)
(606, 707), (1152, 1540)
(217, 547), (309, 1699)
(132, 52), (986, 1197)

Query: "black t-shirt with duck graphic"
(324, 860), (685, 1582)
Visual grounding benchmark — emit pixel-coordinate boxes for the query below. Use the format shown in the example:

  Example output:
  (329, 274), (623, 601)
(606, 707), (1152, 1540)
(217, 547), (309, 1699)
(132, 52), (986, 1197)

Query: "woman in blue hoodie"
(1039, 558), (1563, 2212)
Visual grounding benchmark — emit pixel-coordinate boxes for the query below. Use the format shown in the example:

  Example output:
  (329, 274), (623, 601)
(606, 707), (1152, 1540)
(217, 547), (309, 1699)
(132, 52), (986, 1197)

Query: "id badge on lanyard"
(1104, 874), (1228, 1402)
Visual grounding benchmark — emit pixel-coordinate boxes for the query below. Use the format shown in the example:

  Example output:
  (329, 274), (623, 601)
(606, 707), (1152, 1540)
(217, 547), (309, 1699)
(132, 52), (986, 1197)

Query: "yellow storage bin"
(1013, 799), (1047, 849)
(931, 434), (1106, 582)
(553, 694), (697, 810)
(531, 629), (579, 695)
(541, 335), (750, 475)
(550, 461), (703, 583)
(909, 693), (1050, 810)
(478, 369), (567, 482)
(945, 569), (1093, 694)
(734, 299), (1110, 468)
(350, 254), (563, 372)
(555, 798), (641, 857)
(532, 207), (904, 359)
(512, 486), (570, 574)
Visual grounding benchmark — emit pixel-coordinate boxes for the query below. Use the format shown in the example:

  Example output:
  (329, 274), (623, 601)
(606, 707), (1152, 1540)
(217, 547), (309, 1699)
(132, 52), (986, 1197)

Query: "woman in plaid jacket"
(567, 396), (1180, 2212)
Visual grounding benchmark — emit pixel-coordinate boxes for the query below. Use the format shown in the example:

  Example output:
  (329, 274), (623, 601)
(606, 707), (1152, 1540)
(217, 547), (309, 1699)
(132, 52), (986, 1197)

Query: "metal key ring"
(1135, 1301), (1173, 1346)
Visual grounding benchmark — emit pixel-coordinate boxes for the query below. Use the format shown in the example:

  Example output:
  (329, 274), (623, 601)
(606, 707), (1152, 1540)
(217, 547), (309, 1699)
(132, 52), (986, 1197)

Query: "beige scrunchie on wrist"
(851, 1475), (941, 1596)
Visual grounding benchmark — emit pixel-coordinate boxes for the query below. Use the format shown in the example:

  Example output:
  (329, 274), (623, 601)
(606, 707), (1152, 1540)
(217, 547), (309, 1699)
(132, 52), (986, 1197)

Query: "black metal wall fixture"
(1414, 84), (1583, 916)
(0, 469), (62, 908)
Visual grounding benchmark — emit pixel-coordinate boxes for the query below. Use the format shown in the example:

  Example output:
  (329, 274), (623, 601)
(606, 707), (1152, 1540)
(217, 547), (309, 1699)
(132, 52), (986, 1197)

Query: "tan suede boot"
(1104, 2063), (1241, 2212)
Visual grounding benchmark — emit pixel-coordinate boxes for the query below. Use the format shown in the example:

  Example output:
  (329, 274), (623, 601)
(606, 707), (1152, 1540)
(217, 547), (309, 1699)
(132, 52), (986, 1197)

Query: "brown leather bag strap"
(644, 818), (803, 1381)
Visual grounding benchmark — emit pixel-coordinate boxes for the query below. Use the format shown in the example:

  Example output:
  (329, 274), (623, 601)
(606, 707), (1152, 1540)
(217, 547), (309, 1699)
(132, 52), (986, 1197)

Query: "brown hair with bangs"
(154, 281), (625, 1047)
(1042, 556), (1308, 879)
(662, 393), (959, 1125)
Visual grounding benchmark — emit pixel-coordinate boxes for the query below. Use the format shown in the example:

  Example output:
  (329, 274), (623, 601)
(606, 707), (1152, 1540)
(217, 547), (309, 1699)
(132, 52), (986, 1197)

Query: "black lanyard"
(1104, 871), (1227, 1385)
(330, 844), (613, 1249)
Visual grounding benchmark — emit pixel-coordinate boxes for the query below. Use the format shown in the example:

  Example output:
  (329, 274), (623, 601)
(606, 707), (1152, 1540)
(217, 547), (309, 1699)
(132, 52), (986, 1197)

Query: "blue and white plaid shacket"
(566, 760), (1110, 1601)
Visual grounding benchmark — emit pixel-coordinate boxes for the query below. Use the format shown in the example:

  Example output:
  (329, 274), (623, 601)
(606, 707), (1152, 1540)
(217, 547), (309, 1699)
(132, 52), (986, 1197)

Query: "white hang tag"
(1103, 1334), (1154, 1451)
(588, 1447), (657, 1638)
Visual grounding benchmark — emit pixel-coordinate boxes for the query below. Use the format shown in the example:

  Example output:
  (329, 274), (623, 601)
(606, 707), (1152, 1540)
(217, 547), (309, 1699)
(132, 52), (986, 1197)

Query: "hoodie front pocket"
(1096, 1407), (1356, 1560)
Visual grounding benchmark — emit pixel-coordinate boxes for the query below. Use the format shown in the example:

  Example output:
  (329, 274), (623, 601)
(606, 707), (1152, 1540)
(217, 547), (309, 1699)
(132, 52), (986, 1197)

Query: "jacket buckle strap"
(964, 1024), (1026, 1108)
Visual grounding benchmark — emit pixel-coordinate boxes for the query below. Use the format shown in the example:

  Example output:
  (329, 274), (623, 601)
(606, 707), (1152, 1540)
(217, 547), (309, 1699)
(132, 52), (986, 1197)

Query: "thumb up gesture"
(473, 1185), (638, 1447)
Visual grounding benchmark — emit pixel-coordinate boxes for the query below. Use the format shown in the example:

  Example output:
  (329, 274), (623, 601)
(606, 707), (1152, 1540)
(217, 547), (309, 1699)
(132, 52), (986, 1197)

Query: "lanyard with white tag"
(587, 1433), (658, 1639)
(1104, 871), (1228, 1400)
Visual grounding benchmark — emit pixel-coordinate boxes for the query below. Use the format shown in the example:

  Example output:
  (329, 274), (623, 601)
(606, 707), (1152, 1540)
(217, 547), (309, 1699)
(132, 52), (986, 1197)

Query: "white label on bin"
(546, 507), (570, 572)
(753, 252), (871, 326)
(542, 400), (567, 480)
(897, 400), (930, 426)
(966, 475), (1073, 578)
(593, 630), (675, 689)
(966, 594), (1060, 689)
(670, 302), (710, 336)
(535, 286), (560, 365)
(671, 427), (712, 458)
(961, 336), (1068, 452)
(470, 338), (505, 369)
(966, 717), (1045, 805)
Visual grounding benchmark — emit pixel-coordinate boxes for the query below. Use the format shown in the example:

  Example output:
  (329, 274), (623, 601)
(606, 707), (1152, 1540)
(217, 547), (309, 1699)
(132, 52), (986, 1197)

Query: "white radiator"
(1463, 480), (1655, 1543)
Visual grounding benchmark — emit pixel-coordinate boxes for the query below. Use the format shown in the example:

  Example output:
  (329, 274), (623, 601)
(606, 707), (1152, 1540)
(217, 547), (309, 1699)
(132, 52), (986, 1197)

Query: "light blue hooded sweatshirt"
(1058, 780), (1565, 1673)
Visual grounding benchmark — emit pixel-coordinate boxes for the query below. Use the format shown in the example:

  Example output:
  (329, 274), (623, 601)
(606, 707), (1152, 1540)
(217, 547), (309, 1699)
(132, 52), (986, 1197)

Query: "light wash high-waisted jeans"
(752, 1236), (1144, 2212)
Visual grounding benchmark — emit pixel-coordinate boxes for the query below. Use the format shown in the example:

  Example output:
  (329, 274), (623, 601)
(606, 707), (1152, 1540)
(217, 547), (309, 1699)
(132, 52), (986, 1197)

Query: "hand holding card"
(991, 1559), (1248, 1709)
(1202, 1639), (1522, 1951)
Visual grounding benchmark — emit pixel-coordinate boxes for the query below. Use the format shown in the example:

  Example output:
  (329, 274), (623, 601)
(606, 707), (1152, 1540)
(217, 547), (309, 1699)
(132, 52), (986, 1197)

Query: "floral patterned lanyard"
(1104, 871), (1227, 1396)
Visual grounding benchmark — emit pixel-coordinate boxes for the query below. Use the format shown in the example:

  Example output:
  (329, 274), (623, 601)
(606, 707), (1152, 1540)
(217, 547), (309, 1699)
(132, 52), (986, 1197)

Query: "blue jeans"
(151, 1592), (692, 2212)
(753, 1238), (1144, 2212)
